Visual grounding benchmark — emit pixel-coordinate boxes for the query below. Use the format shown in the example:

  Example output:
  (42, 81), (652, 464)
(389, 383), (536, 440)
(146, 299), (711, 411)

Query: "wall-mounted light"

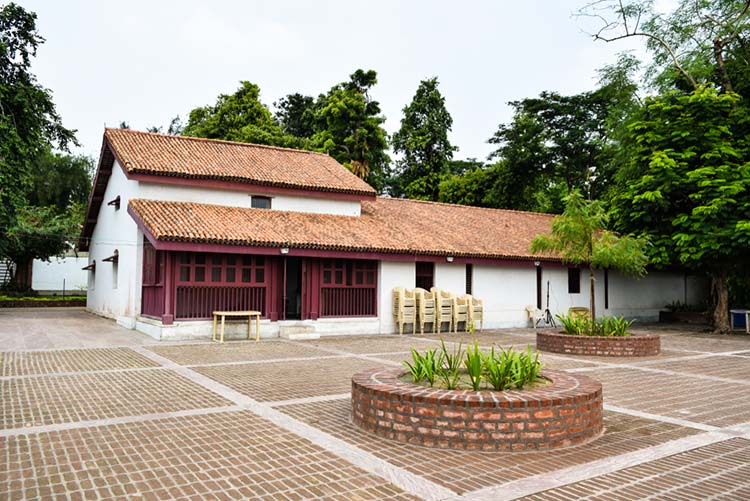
(446, 256), (454, 263)
(534, 260), (541, 267)
(280, 248), (289, 255)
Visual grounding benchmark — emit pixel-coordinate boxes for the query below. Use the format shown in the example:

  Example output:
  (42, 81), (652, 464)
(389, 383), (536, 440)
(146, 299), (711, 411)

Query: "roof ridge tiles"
(104, 127), (330, 157)
(376, 196), (557, 218)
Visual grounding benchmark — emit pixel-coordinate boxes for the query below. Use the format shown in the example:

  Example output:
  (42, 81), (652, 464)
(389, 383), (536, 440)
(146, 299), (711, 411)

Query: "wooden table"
(212, 310), (261, 343)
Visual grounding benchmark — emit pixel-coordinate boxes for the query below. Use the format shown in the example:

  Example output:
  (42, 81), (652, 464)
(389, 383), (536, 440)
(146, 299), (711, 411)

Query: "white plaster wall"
(378, 261), (416, 334)
(32, 256), (89, 293)
(138, 181), (361, 216)
(86, 161), (141, 327)
(606, 270), (694, 321)
(472, 265), (537, 328)
(434, 262), (466, 295)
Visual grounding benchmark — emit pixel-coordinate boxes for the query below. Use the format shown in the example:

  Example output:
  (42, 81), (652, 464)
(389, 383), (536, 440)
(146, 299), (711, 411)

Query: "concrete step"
(278, 324), (319, 340)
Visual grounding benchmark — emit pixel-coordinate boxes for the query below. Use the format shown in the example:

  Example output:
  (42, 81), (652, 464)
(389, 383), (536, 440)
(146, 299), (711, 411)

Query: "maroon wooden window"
(141, 243), (165, 318)
(465, 264), (473, 295)
(174, 253), (268, 319)
(415, 262), (434, 290)
(320, 259), (377, 317)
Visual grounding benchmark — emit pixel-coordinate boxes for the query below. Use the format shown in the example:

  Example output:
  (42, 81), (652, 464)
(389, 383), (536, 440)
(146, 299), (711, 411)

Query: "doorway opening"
(284, 257), (302, 320)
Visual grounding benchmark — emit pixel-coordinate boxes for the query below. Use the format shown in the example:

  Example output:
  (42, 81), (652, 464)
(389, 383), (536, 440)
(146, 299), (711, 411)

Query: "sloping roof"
(128, 197), (558, 261)
(104, 128), (376, 197)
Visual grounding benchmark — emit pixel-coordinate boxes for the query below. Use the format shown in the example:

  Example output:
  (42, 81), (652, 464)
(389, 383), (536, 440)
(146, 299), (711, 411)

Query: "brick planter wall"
(0, 299), (86, 308)
(537, 331), (660, 357)
(351, 368), (602, 451)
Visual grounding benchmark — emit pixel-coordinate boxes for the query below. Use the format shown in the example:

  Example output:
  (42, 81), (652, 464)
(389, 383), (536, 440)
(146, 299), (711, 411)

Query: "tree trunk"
(713, 38), (734, 94)
(711, 271), (730, 334)
(11, 257), (33, 290)
(589, 268), (596, 323)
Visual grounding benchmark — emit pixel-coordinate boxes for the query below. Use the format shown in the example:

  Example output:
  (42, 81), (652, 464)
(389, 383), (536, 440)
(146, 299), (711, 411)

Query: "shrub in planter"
(557, 313), (633, 336)
(402, 341), (543, 391)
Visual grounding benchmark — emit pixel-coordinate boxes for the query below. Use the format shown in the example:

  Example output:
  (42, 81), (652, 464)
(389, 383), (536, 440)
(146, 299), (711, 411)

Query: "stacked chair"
(414, 288), (437, 335)
(431, 287), (455, 334)
(393, 287), (484, 335)
(392, 287), (416, 335)
(452, 295), (470, 334)
(464, 294), (484, 332)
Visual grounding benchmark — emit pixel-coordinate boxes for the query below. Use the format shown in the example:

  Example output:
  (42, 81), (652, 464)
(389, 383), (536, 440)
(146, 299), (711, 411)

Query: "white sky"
(22, 0), (649, 162)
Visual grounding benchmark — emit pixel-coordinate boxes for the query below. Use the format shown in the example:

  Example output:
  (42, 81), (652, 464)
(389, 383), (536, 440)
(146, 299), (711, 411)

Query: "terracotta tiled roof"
(128, 198), (558, 261)
(104, 128), (376, 197)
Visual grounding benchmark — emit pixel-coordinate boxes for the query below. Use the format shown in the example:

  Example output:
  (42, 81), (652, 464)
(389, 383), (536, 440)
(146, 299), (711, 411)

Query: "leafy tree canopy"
(613, 86), (750, 329)
(531, 190), (649, 321)
(0, 2), (76, 256)
(182, 81), (306, 148)
(274, 93), (316, 138)
(311, 69), (390, 191)
(27, 149), (92, 213)
(389, 77), (456, 200)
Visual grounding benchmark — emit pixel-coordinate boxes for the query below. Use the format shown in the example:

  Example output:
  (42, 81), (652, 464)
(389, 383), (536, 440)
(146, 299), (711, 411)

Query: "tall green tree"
(27, 150), (92, 212)
(613, 87), (750, 332)
(312, 69), (390, 191)
(531, 191), (650, 321)
(0, 3), (76, 257)
(390, 77), (456, 200)
(5, 205), (80, 289)
(487, 81), (634, 210)
(274, 93), (316, 138)
(183, 81), (305, 148)
(579, 0), (750, 95)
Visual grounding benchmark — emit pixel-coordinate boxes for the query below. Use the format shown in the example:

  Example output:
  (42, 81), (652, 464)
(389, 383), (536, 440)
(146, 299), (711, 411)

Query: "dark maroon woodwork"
(302, 258), (321, 320)
(172, 253), (269, 321)
(141, 243), (165, 319)
(319, 259), (377, 318)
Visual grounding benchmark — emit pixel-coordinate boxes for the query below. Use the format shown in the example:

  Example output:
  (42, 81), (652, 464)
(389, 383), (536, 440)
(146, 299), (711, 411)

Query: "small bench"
(212, 310), (261, 343)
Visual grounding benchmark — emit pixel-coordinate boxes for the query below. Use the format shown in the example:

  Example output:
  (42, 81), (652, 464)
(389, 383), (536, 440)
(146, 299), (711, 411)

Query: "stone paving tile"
(422, 330), (535, 348)
(148, 340), (335, 365)
(193, 357), (384, 402)
(0, 348), (159, 376)
(549, 348), (698, 365)
(584, 367), (750, 427)
(523, 438), (750, 501)
(657, 332), (750, 353)
(0, 410), (415, 501)
(648, 354), (750, 381)
(278, 399), (699, 494)
(1, 369), (231, 429)
(305, 335), (437, 355)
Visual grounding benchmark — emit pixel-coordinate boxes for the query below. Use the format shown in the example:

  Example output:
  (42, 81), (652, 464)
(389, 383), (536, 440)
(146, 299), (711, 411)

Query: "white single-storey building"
(79, 128), (706, 340)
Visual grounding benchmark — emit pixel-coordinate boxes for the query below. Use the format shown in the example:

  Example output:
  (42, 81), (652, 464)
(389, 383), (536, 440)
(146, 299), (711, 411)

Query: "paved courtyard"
(2, 310), (750, 499)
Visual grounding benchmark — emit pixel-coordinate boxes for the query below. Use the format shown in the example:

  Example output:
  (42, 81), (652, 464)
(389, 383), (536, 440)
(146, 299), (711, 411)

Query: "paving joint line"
(568, 362), (750, 386)
(453, 423), (750, 501)
(0, 405), (244, 438)
(603, 404), (719, 432)
(279, 339), (404, 367)
(129, 346), (454, 500)
(0, 365), (165, 381)
(268, 393), (351, 407)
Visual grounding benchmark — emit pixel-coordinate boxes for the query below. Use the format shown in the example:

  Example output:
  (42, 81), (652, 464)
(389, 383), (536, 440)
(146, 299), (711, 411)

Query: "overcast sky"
(23, 0), (650, 162)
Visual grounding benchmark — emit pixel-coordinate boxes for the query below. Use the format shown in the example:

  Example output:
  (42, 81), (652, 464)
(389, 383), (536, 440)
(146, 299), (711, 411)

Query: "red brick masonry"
(351, 368), (603, 451)
(537, 331), (661, 357)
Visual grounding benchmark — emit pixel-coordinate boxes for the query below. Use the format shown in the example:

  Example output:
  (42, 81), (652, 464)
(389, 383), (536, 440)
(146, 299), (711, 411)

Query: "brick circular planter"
(536, 330), (660, 357)
(351, 368), (602, 451)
